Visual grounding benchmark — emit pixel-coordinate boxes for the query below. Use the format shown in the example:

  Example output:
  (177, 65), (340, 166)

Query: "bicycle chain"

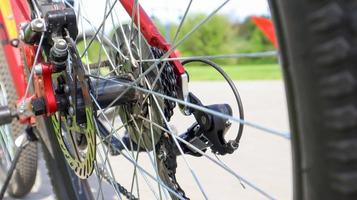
(151, 48), (189, 199)
(157, 133), (190, 200)
(151, 47), (177, 121)
(98, 167), (139, 200)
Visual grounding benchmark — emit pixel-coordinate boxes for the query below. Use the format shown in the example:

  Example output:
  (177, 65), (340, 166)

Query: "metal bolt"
(64, 85), (70, 94)
(229, 140), (239, 149)
(225, 121), (232, 128)
(55, 39), (68, 51)
(68, 107), (74, 115)
(10, 39), (19, 47)
(34, 64), (42, 75)
(18, 103), (26, 114)
(30, 18), (45, 32)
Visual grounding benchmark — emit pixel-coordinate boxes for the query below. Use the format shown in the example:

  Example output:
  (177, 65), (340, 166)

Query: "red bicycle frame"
(0, 0), (186, 123)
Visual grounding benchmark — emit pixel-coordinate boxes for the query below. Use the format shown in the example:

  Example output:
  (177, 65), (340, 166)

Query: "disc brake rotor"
(50, 37), (96, 179)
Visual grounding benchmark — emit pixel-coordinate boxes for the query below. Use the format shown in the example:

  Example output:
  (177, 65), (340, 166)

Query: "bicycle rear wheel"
(22, 0), (357, 199)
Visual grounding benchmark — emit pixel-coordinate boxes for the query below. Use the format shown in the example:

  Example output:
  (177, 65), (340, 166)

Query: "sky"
(79, 0), (270, 26)
(139, 0), (270, 23)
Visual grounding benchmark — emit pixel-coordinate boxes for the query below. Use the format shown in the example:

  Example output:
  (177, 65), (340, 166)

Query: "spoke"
(164, 0), (231, 59)
(64, 0), (129, 61)
(77, 0), (119, 75)
(129, 115), (160, 200)
(95, 120), (131, 146)
(78, 4), (91, 73)
(91, 0), (233, 114)
(171, 0), (192, 46)
(108, 0), (124, 76)
(95, 138), (123, 199)
(89, 75), (290, 139)
(30, 0), (41, 17)
(137, 112), (276, 200)
(146, 81), (209, 200)
(176, 135), (275, 199)
(110, 0), (137, 68)
(147, 0), (193, 91)
(128, 134), (141, 199)
(93, 162), (106, 200)
(93, 0), (117, 99)
(128, 0), (139, 42)
(94, 0), (110, 77)
(92, 118), (122, 199)
(96, 135), (123, 199)
(20, 33), (44, 108)
(147, 100), (164, 200)
(63, 0), (284, 199)
(78, 0), (117, 58)
(140, 51), (278, 62)
(120, 150), (186, 200)
(129, 113), (173, 200)
(91, 95), (185, 199)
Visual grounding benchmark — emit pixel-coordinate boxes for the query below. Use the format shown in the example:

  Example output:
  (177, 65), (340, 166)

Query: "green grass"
(185, 64), (282, 81)
(75, 39), (281, 80)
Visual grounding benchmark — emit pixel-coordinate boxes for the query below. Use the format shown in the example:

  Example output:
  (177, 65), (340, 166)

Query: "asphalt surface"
(6, 81), (292, 200)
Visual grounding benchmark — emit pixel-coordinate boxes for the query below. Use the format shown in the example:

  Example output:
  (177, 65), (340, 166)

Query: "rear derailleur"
(101, 92), (239, 156)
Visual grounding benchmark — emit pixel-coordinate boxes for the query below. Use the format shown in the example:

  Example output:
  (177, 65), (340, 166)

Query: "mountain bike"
(0, 0), (354, 199)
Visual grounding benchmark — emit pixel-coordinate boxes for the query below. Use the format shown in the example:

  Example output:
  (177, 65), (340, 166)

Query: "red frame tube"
(0, 0), (29, 98)
(120, 0), (186, 75)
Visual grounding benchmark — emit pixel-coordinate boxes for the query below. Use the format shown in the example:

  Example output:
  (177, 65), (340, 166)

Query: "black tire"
(270, 0), (357, 199)
(0, 46), (38, 198)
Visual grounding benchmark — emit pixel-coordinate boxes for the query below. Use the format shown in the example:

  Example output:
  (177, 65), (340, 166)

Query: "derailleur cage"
(179, 93), (238, 155)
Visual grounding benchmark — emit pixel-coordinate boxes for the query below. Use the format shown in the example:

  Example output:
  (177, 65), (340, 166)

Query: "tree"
(171, 14), (236, 64)
(234, 16), (277, 64)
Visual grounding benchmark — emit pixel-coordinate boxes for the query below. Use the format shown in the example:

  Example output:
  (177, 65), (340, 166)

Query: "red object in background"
(251, 16), (278, 48)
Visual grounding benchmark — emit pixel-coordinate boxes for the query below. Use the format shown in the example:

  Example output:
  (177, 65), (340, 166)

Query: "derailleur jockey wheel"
(50, 36), (96, 179)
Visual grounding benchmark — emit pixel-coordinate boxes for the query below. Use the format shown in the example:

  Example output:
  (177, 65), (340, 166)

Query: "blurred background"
(77, 0), (279, 81)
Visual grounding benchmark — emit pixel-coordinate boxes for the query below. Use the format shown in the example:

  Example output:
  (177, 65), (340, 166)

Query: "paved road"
(6, 81), (292, 200)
